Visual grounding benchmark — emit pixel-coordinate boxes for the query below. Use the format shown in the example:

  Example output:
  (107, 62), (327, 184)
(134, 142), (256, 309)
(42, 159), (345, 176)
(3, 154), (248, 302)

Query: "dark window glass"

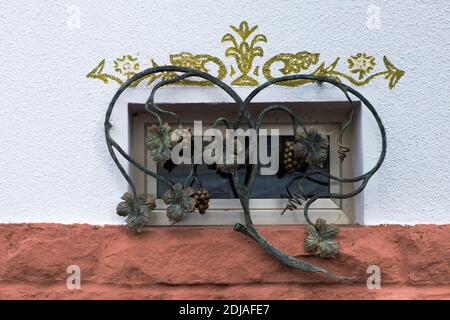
(156, 135), (330, 199)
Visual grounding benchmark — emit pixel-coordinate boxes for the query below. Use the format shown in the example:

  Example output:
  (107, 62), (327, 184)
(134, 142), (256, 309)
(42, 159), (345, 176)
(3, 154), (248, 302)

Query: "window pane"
(156, 135), (330, 199)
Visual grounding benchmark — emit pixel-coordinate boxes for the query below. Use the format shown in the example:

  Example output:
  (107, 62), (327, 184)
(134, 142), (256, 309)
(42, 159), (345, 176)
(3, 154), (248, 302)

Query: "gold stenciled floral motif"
(382, 56), (405, 89)
(113, 55), (140, 79)
(264, 53), (404, 90)
(86, 55), (140, 86)
(154, 52), (227, 86)
(347, 53), (376, 79)
(87, 52), (226, 87)
(221, 21), (267, 86)
(86, 59), (124, 85)
(87, 20), (405, 90)
(319, 55), (404, 90)
(263, 51), (321, 86)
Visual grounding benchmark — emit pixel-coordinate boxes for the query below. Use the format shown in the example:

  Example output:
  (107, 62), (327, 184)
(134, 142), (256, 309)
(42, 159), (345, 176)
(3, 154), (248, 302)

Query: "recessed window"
(130, 102), (357, 225)
(155, 130), (330, 199)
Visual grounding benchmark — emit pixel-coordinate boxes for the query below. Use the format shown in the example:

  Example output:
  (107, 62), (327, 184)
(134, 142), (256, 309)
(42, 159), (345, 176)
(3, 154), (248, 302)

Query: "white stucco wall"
(0, 0), (449, 225)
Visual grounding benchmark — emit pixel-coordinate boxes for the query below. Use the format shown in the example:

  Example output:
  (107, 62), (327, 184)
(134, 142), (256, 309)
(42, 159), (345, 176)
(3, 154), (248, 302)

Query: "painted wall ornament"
(222, 20), (267, 86)
(87, 21), (405, 89)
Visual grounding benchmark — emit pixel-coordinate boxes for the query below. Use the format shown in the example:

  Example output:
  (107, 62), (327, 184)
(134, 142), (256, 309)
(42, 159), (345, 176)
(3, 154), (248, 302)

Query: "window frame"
(131, 106), (354, 225)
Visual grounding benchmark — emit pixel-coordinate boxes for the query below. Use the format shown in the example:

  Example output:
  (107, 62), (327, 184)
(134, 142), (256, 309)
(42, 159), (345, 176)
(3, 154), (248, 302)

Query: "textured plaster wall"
(0, 0), (449, 225)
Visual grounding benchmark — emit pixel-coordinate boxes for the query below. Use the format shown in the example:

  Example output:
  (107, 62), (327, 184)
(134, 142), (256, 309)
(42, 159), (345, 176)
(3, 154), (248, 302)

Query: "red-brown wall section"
(0, 224), (449, 299)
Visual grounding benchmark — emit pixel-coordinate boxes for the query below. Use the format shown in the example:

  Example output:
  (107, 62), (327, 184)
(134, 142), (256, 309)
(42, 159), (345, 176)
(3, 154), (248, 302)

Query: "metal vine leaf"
(304, 218), (340, 258)
(163, 183), (196, 224)
(105, 65), (387, 281)
(146, 123), (173, 163)
(294, 128), (329, 167)
(116, 192), (156, 233)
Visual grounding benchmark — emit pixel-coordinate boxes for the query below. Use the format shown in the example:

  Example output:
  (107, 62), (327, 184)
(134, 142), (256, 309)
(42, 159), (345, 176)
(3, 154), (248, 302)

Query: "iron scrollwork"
(104, 66), (386, 281)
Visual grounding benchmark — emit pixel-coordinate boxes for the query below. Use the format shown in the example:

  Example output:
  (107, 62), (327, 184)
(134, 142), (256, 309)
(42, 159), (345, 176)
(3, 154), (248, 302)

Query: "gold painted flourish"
(87, 53), (227, 88)
(263, 53), (404, 89)
(87, 59), (124, 85)
(159, 52), (227, 87)
(87, 20), (405, 90)
(262, 51), (321, 87)
(221, 21), (267, 86)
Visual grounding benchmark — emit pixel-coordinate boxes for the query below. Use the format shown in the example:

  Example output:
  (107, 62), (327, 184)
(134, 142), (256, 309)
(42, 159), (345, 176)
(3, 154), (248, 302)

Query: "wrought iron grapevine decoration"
(104, 66), (386, 281)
